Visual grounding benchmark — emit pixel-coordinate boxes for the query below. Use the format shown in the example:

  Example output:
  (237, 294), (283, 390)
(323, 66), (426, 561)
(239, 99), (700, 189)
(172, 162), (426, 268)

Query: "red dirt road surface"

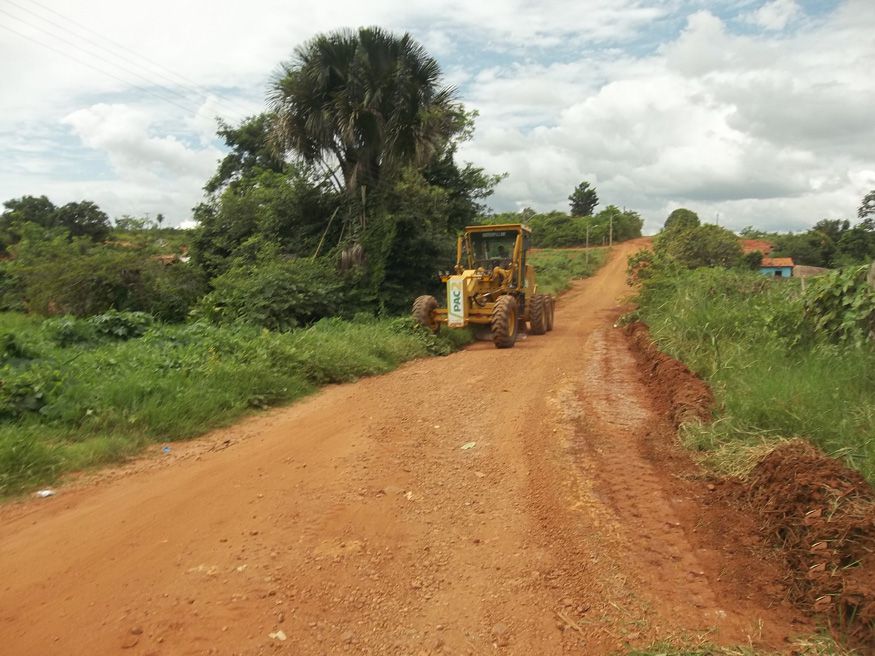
(0, 241), (810, 655)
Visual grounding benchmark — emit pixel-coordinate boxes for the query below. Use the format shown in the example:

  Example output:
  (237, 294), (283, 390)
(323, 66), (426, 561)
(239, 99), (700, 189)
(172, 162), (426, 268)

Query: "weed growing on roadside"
(635, 267), (875, 483)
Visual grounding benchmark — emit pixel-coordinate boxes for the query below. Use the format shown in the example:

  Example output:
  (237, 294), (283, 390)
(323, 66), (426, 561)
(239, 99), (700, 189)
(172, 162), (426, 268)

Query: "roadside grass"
(634, 267), (875, 483)
(626, 632), (856, 655)
(0, 314), (472, 496)
(530, 247), (609, 296)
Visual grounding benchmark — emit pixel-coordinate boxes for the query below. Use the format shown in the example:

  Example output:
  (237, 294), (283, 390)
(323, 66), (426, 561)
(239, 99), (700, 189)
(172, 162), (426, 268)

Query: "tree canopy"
(1, 195), (111, 253)
(568, 181), (599, 217)
(859, 189), (875, 220)
(656, 223), (742, 269)
(663, 208), (701, 233)
(268, 27), (459, 196)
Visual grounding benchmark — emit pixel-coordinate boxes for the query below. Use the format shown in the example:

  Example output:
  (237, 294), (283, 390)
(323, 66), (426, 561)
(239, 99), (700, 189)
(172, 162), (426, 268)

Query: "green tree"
(205, 114), (286, 194)
(835, 218), (875, 265)
(191, 167), (339, 277)
(268, 27), (458, 197)
(859, 189), (875, 220)
(568, 181), (598, 217)
(657, 223), (742, 269)
(54, 201), (111, 241)
(1, 195), (58, 253)
(663, 208), (700, 233)
(1, 196), (110, 252)
(1, 195), (56, 226)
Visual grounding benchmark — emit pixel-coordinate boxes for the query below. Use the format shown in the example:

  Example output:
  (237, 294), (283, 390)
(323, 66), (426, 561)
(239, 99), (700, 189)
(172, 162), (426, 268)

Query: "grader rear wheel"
(529, 294), (547, 335)
(491, 295), (518, 348)
(545, 296), (555, 331)
(412, 295), (439, 333)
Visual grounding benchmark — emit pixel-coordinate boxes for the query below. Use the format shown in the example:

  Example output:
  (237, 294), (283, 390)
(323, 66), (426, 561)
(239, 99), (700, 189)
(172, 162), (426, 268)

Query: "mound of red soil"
(745, 442), (875, 647)
(624, 321), (713, 427)
(625, 320), (875, 648)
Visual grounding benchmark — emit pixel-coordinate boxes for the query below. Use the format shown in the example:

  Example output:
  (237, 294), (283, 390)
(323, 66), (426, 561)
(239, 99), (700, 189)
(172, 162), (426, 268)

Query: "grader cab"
(412, 224), (554, 348)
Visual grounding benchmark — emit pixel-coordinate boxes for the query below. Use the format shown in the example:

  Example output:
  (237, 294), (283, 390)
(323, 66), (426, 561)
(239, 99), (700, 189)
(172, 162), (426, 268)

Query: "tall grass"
(635, 268), (875, 483)
(0, 314), (472, 495)
(530, 248), (609, 295)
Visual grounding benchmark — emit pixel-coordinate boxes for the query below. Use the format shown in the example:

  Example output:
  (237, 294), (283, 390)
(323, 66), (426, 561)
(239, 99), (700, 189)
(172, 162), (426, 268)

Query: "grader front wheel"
(491, 295), (518, 348)
(412, 295), (439, 333)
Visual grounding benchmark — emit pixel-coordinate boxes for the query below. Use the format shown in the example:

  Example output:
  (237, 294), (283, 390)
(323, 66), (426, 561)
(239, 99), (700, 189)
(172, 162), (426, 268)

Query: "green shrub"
(0, 367), (55, 419)
(0, 331), (33, 361)
(42, 317), (97, 347)
(803, 264), (875, 345)
(87, 310), (153, 340)
(195, 257), (348, 330)
(8, 232), (206, 320)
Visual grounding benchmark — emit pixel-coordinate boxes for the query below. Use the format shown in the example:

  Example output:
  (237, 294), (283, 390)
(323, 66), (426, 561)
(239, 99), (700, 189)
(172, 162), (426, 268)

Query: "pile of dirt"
(624, 320), (875, 648)
(744, 441), (875, 647)
(624, 321), (713, 427)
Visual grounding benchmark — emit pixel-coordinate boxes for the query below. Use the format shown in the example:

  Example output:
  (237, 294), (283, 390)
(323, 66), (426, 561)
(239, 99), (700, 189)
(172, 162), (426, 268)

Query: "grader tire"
(545, 296), (555, 331)
(412, 295), (439, 333)
(529, 294), (547, 335)
(491, 295), (518, 349)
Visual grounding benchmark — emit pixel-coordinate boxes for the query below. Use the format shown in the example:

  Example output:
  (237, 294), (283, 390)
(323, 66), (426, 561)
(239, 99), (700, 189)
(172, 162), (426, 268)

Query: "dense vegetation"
(742, 214), (875, 269)
(488, 205), (643, 248)
(631, 203), (875, 483)
(0, 313), (472, 495)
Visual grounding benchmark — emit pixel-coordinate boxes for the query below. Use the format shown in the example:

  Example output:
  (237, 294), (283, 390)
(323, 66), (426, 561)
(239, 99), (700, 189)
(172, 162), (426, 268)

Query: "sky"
(1, 0), (873, 234)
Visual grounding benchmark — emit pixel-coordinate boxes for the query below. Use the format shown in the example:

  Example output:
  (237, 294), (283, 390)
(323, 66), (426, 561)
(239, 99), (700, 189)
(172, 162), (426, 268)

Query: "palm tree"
(268, 27), (458, 197)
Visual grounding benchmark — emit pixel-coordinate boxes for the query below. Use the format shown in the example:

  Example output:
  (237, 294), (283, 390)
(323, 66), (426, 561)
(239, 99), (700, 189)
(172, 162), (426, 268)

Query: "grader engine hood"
(446, 268), (509, 328)
(446, 274), (471, 328)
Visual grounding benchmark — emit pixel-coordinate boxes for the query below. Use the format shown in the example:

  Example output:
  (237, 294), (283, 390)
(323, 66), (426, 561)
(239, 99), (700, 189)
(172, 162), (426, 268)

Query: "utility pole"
(586, 225), (590, 265)
(609, 213), (613, 247)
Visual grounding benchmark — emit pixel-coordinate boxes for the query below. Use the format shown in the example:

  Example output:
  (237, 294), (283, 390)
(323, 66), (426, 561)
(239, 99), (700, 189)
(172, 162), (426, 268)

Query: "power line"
(0, 21), (204, 116)
(12, 0), (255, 118)
(0, 8), (247, 120)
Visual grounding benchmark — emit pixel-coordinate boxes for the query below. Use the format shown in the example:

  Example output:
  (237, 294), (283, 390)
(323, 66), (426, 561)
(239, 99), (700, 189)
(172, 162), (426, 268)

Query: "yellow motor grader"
(412, 223), (554, 348)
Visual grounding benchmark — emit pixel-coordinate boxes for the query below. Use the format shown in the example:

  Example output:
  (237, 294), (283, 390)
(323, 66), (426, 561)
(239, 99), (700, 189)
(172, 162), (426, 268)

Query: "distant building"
(760, 257), (794, 278)
(740, 239), (774, 256)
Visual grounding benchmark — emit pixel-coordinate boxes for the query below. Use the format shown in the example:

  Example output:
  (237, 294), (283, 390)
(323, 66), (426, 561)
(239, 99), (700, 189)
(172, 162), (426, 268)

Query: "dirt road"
(0, 241), (808, 655)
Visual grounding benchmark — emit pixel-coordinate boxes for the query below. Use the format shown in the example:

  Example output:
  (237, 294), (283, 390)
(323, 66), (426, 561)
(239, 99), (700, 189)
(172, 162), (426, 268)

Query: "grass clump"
(634, 266), (875, 483)
(530, 247), (609, 295)
(0, 313), (472, 496)
(626, 632), (856, 655)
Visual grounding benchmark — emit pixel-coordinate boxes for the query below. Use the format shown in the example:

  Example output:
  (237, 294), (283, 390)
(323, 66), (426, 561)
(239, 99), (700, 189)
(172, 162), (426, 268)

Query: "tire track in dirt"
(0, 240), (808, 655)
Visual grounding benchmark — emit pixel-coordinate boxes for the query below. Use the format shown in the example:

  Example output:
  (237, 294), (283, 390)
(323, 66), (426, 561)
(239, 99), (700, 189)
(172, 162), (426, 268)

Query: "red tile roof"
(740, 239), (773, 255)
(761, 257), (794, 267)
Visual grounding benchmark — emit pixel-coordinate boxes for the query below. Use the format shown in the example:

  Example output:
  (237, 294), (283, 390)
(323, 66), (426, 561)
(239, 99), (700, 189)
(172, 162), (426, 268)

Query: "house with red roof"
(760, 257), (794, 278)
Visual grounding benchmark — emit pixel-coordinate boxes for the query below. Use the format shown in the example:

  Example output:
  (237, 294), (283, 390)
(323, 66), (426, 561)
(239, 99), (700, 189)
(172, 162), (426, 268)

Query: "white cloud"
(58, 103), (222, 221)
(459, 2), (875, 233)
(0, 0), (873, 232)
(745, 0), (801, 30)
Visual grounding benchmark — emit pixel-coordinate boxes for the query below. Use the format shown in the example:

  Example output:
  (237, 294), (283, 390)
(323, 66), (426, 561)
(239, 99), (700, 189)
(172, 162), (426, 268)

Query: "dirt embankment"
(625, 320), (875, 650)
(746, 443), (875, 647)
(624, 321), (713, 427)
